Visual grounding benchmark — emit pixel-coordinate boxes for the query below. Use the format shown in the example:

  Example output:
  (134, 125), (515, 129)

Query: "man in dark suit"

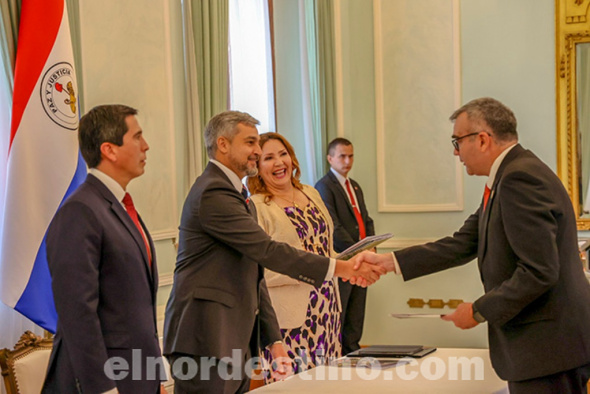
(358, 97), (590, 392)
(315, 138), (375, 355)
(42, 105), (164, 394)
(163, 111), (383, 393)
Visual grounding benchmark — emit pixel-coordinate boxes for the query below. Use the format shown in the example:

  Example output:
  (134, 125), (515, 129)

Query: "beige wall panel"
(374, 0), (463, 212)
(79, 0), (178, 239)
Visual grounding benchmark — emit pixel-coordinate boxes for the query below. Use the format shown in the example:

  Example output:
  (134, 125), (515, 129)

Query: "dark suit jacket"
(315, 171), (375, 253)
(42, 174), (161, 394)
(163, 163), (330, 362)
(396, 144), (590, 381)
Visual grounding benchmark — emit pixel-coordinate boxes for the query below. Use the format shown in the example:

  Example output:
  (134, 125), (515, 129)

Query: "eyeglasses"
(451, 132), (484, 151)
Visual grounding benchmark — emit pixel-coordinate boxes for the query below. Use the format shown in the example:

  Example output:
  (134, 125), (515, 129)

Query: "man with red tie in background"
(315, 138), (375, 355)
(42, 105), (165, 393)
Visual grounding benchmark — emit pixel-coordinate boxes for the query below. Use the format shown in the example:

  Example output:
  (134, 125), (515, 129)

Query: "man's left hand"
(441, 302), (479, 329)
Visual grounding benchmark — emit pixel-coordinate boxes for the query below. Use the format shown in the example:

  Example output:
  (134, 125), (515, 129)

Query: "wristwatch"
(472, 304), (486, 323)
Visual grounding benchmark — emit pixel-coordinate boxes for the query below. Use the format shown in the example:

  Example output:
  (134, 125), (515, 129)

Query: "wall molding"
(158, 0), (180, 240)
(373, 0), (463, 213)
(78, 0), (179, 238)
(159, 272), (174, 288)
(333, 0), (345, 137)
(378, 237), (437, 250)
(151, 229), (177, 241)
(157, 304), (166, 323)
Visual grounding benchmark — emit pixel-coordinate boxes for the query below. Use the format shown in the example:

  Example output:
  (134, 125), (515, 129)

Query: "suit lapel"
(248, 199), (257, 219)
(478, 191), (493, 262)
(477, 144), (524, 264)
(110, 196), (154, 280)
(208, 162), (255, 216)
(87, 175), (154, 280)
(139, 214), (158, 293)
(327, 171), (355, 216)
(208, 163), (262, 285)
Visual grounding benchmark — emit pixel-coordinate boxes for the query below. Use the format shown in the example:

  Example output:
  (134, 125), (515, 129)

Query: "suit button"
(255, 308), (259, 315)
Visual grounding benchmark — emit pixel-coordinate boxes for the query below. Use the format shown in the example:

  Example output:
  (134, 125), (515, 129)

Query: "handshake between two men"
(334, 250), (391, 288)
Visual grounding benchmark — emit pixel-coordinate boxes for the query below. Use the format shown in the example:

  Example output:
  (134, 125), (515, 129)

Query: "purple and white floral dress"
(263, 200), (342, 381)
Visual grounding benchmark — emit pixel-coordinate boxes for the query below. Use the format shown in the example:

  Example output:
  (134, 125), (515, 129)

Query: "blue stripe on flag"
(15, 151), (87, 333)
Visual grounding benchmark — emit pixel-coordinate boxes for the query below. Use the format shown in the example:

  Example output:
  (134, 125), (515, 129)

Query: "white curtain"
(228, 0), (275, 133)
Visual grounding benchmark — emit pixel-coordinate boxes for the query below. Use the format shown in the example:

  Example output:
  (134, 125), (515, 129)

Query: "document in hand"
(390, 313), (443, 319)
(346, 345), (437, 358)
(335, 233), (393, 260)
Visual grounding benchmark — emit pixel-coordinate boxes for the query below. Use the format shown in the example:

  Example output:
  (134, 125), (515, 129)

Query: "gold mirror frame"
(556, 0), (590, 230)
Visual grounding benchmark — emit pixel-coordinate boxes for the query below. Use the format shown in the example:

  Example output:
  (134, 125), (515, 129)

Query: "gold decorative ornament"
(556, 0), (590, 229)
(406, 298), (464, 309)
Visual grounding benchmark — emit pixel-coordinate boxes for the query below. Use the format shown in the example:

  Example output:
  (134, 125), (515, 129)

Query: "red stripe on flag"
(9, 0), (64, 150)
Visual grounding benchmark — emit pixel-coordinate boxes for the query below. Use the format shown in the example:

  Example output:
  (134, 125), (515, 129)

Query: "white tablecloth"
(253, 348), (508, 393)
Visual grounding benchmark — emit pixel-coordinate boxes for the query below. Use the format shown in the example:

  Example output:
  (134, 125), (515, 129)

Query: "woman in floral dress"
(248, 132), (342, 382)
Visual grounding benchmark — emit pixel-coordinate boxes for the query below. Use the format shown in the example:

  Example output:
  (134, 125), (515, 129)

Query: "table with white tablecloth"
(253, 348), (508, 393)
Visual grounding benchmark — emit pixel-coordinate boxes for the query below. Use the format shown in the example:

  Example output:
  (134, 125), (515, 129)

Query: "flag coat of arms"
(0, 0), (86, 332)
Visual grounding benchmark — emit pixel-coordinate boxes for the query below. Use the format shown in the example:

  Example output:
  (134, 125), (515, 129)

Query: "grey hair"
(450, 97), (518, 142)
(204, 110), (260, 159)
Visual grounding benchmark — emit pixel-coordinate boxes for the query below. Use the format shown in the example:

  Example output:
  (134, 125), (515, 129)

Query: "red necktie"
(345, 179), (366, 239)
(122, 192), (152, 265)
(483, 185), (491, 210)
(241, 186), (251, 205)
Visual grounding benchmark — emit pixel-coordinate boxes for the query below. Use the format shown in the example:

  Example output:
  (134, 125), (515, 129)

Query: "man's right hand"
(354, 251), (396, 273)
(334, 256), (386, 287)
(343, 251), (396, 286)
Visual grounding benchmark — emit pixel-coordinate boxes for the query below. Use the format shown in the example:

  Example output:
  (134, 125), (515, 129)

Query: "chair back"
(0, 331), (52, 394)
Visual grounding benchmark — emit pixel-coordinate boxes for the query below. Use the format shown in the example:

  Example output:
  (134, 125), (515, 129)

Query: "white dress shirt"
(88, 168), (125, 208)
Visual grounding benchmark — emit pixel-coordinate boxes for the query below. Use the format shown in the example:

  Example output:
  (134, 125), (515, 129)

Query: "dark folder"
(346, 345), (436, 358)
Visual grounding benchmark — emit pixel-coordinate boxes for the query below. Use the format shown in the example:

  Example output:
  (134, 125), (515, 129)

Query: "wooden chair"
(0, 331), (52, 394)
(248, 371), (265, 391)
